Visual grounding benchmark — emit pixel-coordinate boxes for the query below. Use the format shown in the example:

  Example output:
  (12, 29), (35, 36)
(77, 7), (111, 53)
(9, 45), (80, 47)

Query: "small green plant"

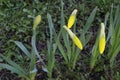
(90, 5), (120, 79)
(107, 5), (120, 68)
(90, 9), (110, 69)
(45, 13), (57, 79)
(0, 14), (58, 79)
(56, 1), (97, 70)
(90, 22), (106, 69)
(0, 15), (44, 80)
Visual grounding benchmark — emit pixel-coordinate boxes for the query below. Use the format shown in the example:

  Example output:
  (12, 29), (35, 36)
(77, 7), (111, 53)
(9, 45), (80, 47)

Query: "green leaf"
(47, 13), (57, 46)
(110, 44), (120, 67)
(83, 7), (97, 33)
(90, 31), (100, 69)
(60, 0), (65, 27)
(47, 13), (55, 43)
(85, 33), (92, 45)
(0, 63), (23, 75)
(14, 41), (31, 58)
(56, 37), (68, 62)
(0, 54), (26, 75)
(104, 12), (109, 27)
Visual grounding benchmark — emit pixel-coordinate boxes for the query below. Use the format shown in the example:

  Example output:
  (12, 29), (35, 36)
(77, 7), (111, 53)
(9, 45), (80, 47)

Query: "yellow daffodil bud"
(99, 23), (106, 54)
(67, 9), (78, 29)
(63, 25), (83, 50)
(33, 15), (41, 30)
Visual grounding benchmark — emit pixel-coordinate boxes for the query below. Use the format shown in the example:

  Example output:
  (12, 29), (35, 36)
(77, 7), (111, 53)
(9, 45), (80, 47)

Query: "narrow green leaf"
(110, 44), (120, 67)
(90, 31), (100, 68)
(0, 63), (23, 75)
(14, 41), (31, 58)
(47, 13), (54, 43)
(104, 12), (109, 27)
(73, 48), (81, 69)
(0, 54), (26, 75)
(114, 5), (119, 27)
(107, 5), (114, 42)
(60, 0), (65, 27)
(85, 33), (92, 45)
(83, 7), (97, 33)
(56, 37), (68, 62)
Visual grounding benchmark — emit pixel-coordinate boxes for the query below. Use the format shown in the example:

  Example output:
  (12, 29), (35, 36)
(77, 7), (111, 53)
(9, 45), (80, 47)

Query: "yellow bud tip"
(33, 15), (41, 30)
(99, 23), (106, 54)
(67, 9), (78, 29)
(63, 25), (83, 50)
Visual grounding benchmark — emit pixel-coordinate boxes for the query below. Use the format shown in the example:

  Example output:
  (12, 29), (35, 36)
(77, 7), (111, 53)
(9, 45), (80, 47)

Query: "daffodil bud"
(33, 15), (41, 30)
(63, 25), (83, 50)
(67, 9), (78, 29)
(99, 23), (106, 54)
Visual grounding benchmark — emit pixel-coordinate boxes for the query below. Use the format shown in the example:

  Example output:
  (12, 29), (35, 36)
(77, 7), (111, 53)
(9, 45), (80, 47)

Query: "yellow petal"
(67, 9), (78, 28)
(99, 36), (106, 54)
(63, 25), (83, 50)
(99, 23), (106, 54)
(72, 35), (83, 50)
(33, 15), (41, 30)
